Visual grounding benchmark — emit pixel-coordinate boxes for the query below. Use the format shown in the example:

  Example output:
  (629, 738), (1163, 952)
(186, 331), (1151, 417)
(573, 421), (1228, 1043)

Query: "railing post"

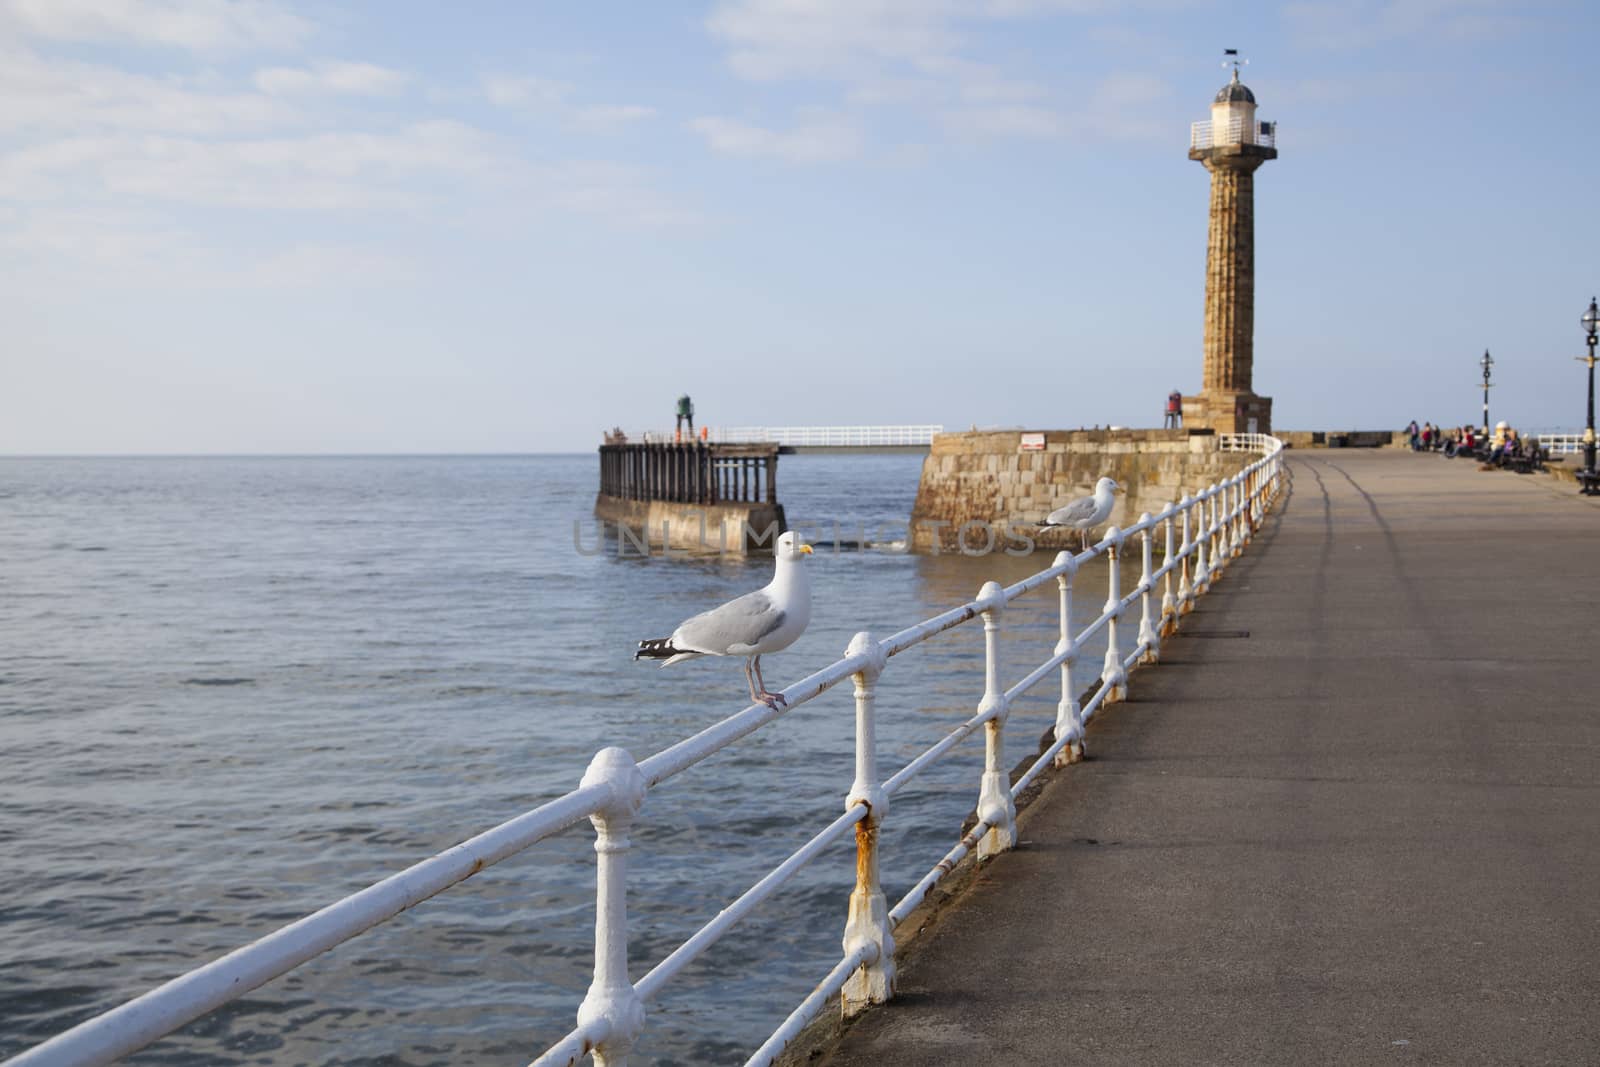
(974, 581), (1015, 859)
(574, 748), (648, 1067)
(1241, 470), (1254, 537)
(1192, 492), (1212, 595)
(1101, 528), (1128, 704)
(1230, 478), (1245, 557)
(1221, 479), (1234, 557)
(1136, 513), (1159, 665)
(1160, 504), (1179, 636)
(1212, 485), (1231, 570)
(841, 632), (894, 1017)
(1202, 487), (1217, 580)
(1211, 487), (1226, 575)
(1052, 551), (1084, 766)
(1177, 493), (1195, 614)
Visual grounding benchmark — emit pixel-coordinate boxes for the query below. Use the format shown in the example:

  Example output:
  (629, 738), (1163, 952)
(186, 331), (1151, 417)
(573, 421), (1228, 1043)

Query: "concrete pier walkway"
(810, 450), (1600, 1066)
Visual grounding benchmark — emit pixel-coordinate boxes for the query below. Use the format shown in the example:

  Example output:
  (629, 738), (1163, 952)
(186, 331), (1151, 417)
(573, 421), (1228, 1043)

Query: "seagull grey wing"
(672, 589), (786, 655)
(1046, 495), (1098, 527)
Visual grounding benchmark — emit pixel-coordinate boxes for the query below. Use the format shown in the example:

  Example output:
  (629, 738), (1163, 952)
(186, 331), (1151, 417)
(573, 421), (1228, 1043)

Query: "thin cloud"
(943, 104), (1065, 139)
(1089, 72), (1171, 109)
(254, 61), (410, 97)
(942, 73), (1173, 141)
(0, 45), (297, 134)
(574, 104), (658, 129)
(688, 112), (863, 163)
(0, 208), (420, 289)
(0, 0), (312, 52)
(530, 161), (703, 227)
(704, 0), (1186, 149)
(0, 122), (505, 212)
(705, 0), (1169, 83)
(707, 0), (965, 83)
(1283, 0), (1527, 48)
(0, 15), (700, 289)
(480, 73), (573, 109)
(960, 79), (1050, 104)
(251, 242), (421, 286)
(479, 75), (655, 135)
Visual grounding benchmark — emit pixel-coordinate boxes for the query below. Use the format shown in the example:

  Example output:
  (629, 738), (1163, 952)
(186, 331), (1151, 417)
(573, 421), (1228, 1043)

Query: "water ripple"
(0, 453), (1113, 1065)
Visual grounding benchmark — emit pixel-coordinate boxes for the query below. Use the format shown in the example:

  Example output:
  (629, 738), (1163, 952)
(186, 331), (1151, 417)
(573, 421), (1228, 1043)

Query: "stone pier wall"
(593, 495), (786, 555)
(909, 429), (1249, 554)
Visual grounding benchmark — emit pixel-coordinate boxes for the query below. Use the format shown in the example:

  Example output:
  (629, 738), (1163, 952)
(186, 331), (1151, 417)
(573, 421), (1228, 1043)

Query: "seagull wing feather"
(672, 589), (786, 655)
(1045, 495), (1099, 527)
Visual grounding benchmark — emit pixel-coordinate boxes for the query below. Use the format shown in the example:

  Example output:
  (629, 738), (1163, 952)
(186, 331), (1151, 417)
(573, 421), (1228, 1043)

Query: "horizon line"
(0, 450), (597, 459)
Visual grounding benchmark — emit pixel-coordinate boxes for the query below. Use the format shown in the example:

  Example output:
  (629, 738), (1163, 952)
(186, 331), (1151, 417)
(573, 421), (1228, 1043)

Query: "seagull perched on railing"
(634, 531), (813, 709)
(1041, 476), (1122, 550)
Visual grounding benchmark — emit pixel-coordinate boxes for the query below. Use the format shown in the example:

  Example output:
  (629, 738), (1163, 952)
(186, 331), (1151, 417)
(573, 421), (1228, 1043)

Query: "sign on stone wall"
(1019, 432), (1046, 452)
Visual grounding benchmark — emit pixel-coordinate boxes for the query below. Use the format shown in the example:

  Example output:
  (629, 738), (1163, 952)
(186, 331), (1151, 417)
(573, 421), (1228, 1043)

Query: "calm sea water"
(0, 454), (1118, 1065)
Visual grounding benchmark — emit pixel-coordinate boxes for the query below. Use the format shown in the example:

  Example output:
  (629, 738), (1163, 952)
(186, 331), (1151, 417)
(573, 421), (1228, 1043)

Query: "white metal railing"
(5, 435), (1287, 1067)
(1189, 117), (1276, 150)
(1219, 433), (1267, 452)
(719, 425), (942, 447)
(1529, 432), (1594, 455)
(637, 426), (941, 447)
(719, 426), (942, 447)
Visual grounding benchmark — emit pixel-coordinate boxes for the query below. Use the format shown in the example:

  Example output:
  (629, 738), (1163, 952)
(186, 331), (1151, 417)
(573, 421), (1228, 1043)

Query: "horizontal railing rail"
(1528, 432), (1594, 455)
(6, 435), (1287, 1067)
(711, 426), (943, 447)
(637, 426), (941, 447)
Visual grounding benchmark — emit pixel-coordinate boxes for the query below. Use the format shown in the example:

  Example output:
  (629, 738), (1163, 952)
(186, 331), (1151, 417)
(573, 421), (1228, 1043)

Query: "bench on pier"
(1467, 441), (1546, 474)
(1507, 445), (1549, 475)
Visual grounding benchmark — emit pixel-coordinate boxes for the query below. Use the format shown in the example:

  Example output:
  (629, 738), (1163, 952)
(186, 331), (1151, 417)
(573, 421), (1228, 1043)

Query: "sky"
(3, 0), (1597, 454)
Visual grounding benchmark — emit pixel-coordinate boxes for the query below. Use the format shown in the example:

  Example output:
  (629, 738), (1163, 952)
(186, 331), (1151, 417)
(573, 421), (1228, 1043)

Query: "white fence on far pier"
(638, 426), (941, 447)
(1530, 432), (1593, 455)
(718, 425), (943, 447)
(5, 436), (1287, 1067)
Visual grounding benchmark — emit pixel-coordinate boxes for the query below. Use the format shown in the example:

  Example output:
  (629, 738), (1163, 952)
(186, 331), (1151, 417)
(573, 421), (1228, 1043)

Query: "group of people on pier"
(1406, 419), (1544, 471)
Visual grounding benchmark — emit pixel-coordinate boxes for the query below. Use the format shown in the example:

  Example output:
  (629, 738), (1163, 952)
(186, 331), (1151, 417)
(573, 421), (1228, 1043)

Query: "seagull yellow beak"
(800, 544), (813, 555)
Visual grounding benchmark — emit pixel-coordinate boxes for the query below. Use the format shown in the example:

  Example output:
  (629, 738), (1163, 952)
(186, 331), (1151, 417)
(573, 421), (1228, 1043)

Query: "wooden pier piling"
(595, 442), (786, 555)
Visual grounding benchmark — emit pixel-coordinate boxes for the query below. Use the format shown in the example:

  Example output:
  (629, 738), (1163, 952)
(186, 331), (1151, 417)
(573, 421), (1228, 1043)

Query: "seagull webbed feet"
(746, 656), (788, 709)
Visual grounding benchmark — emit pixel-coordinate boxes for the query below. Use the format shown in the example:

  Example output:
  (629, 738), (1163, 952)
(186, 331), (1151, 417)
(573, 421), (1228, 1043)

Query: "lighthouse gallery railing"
(1189, 117), (1276, 150)
(5, 435), (1287, 1067)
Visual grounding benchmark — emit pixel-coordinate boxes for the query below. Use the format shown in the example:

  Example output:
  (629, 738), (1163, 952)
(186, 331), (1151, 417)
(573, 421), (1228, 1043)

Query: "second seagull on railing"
(1040, 476), (1123, 551)
(633, 530), (814, 709)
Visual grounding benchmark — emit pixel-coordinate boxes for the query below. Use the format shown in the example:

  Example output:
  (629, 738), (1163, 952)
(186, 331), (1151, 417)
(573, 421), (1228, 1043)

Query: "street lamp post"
(1479, 349), (1494, 438)
(1580, 298), (1598, 495)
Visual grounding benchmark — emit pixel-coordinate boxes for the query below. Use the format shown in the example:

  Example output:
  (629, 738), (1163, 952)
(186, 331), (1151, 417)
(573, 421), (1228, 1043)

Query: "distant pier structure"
(595, 408), (786, 554)
(1184, 60), (1277, 435)
(598, 440), (779, 508)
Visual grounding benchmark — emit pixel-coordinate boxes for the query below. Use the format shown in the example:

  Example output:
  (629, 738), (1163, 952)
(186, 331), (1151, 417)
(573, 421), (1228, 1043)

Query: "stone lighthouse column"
(1184, 66), (1276, 435)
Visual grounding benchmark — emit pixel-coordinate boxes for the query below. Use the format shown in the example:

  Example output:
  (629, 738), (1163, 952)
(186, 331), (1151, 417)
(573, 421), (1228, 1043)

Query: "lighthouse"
(1183, 60), (1276, 435)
